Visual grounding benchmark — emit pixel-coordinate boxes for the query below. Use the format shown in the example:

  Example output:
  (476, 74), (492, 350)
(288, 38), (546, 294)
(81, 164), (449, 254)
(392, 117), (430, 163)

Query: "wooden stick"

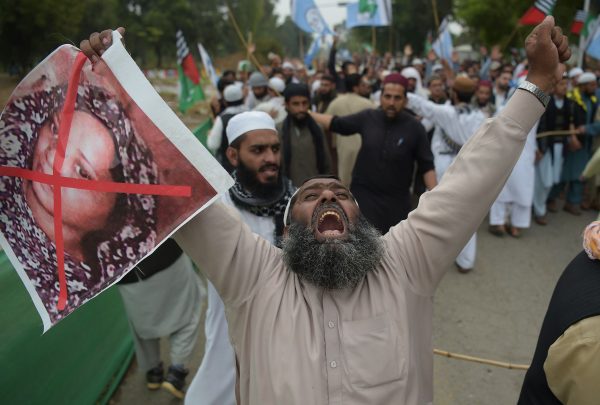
(503, 25), (521, 51)
(536, 129), (577, 138)
(434, 349), (529, 370)
(225, 2), (266, 76)
(372, 26), (376, 52)
(431, 0), (440, 32)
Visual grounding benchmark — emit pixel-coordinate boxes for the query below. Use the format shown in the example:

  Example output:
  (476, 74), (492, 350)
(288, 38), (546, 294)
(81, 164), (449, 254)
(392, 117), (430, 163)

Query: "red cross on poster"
(0, 31), (233, 332)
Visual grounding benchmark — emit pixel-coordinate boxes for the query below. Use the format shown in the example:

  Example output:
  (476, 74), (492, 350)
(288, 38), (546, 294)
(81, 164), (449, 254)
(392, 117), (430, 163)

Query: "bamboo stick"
(536, 129), (578, 138)
(225, 2), (266, 76)
(434, 349), (529, 370)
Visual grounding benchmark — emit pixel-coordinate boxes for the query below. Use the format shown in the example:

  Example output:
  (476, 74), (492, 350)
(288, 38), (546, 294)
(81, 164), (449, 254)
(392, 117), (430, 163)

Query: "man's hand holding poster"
(0, 30), (233, 331)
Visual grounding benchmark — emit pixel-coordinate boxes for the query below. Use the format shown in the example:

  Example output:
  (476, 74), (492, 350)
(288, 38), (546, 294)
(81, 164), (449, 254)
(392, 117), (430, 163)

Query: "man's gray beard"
(282, 215), (384, 290)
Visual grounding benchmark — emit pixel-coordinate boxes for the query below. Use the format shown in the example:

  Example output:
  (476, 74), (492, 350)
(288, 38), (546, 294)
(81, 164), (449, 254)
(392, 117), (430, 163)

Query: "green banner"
(0, 252), (133, 404)
(193, 118), (213, 148)
(178, 65), (205, 113)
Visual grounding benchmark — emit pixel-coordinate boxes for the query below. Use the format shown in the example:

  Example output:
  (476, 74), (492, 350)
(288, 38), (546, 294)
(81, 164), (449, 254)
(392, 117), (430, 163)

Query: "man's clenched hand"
(80, 27), (126, 64)
(525, 16), (570, 93)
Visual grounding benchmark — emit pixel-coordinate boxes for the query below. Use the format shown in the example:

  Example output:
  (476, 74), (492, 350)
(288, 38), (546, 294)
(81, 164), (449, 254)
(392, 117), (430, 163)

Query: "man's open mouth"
(315, 208), (346, 238)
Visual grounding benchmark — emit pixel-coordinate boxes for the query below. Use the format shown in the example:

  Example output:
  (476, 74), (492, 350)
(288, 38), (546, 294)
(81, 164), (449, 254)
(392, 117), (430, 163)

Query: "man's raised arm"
(80, 30), (279, 307)
(385, 17), (570, 296)
(310, 110), (365, 135)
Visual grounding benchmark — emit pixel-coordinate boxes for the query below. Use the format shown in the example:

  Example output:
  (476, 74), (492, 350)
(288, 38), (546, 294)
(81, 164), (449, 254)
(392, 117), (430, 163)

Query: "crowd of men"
(79, 19), (596, 405)
(205, 35), (600, 272)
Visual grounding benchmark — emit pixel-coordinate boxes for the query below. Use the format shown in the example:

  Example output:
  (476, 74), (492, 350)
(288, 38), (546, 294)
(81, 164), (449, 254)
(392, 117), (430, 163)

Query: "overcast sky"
(274, 0), (347, 28)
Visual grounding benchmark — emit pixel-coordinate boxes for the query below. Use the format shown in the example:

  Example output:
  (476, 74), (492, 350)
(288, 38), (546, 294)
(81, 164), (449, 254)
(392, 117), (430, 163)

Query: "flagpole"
(578, 0), (591, 68)
(502, 25), (521, 51)
(225, 2), (267, 76)
(247, 31), (253, 61)
(431, 0), (440, 31)
(372, 27), (376, 53)
(431, 0), (445, 61)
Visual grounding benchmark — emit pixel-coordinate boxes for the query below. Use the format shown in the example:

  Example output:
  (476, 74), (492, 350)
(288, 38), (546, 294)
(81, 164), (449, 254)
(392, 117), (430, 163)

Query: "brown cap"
(453, 76), (477, 93)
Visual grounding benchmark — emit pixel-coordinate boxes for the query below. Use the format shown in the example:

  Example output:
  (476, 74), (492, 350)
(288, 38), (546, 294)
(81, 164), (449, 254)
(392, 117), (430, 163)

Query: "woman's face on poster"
(26, 111), (118, 256)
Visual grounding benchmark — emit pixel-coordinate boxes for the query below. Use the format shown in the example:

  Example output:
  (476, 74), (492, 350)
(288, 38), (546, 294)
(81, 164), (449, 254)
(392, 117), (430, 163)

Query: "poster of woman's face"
(0, 41), (232, 331)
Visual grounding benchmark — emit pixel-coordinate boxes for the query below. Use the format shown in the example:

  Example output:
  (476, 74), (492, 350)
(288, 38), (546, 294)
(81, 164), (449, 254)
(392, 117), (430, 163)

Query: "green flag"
(359, 0), (378, 17)
(193, 118), (213, 148)
(176, 30), (205, 113)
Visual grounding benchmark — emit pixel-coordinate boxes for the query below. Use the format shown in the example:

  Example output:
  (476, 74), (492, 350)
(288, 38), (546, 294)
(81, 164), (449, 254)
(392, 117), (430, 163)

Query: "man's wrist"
(519, 80), (551, 108)
(525, 74), (554, 94)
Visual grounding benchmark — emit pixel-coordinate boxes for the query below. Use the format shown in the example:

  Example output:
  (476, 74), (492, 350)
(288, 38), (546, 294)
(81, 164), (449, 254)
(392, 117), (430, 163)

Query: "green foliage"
(0, 0), (85, 73)
(0, 0), (283, 73)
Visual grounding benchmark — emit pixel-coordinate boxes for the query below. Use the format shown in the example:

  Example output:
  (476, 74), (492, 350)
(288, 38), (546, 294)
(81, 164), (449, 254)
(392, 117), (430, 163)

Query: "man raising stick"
(81, 18), (569, 405)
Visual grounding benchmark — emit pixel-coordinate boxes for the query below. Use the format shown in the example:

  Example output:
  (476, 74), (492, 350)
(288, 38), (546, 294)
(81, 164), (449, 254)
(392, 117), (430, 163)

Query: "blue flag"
(304, 36), (321, 67)
(291, 0), (333, 35)
(432, 18), (453, 61)
(346, 0), (391, 28)
(586, 21), (600, 60)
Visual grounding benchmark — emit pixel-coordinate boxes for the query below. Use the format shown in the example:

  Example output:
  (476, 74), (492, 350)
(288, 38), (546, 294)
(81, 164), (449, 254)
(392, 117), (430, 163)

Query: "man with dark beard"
(278, 83), (332, 186)
(83, 16), (570, 405)
(493, 70), (512, 110)
(311, 73), (437, 233)
(185, 111), (295, 405)
(313, 74), (337, 114)
(281, 176), (382, 289)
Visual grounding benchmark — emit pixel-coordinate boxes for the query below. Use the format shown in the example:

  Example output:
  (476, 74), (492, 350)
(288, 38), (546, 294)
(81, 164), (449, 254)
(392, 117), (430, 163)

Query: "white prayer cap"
(412, 58), (424, 65)
(226, 111), (277, 145)
(432, 63), (443, 72)
(269, 77), (286, 93)
(282, 61), (295, 70)
(569, 67), (584, 78)
(578, 72), (597, 85)
(224, 84), (243, 102)
(401, 66), (420, 80)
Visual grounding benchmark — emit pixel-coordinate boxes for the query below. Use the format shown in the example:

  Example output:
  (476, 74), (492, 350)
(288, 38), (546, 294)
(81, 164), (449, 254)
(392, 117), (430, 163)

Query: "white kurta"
(407, 93), (486, 268)
(207, 105), (248, 154)
(254, 97), (287, 125)
(118, 253), (205, 370)
(495, 122), (538, 206)
(185, 191), (276, 405)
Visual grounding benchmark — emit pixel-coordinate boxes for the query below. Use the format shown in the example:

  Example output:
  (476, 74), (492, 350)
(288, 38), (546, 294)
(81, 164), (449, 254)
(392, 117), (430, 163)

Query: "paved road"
(111, 207), (596, 404)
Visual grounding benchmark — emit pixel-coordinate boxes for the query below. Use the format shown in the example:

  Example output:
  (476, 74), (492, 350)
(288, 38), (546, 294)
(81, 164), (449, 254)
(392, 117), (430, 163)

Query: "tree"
(0, 0), (85, 74)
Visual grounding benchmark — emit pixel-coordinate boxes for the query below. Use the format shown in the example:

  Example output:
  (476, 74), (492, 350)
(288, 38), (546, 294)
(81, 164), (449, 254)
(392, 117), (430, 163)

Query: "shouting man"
(82, 17), (570, 405)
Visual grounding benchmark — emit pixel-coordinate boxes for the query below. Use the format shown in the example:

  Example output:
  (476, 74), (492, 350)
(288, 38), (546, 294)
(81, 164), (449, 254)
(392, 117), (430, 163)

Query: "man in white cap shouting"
(82, 16), (570, 405)
(186, 111), (295, 404)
